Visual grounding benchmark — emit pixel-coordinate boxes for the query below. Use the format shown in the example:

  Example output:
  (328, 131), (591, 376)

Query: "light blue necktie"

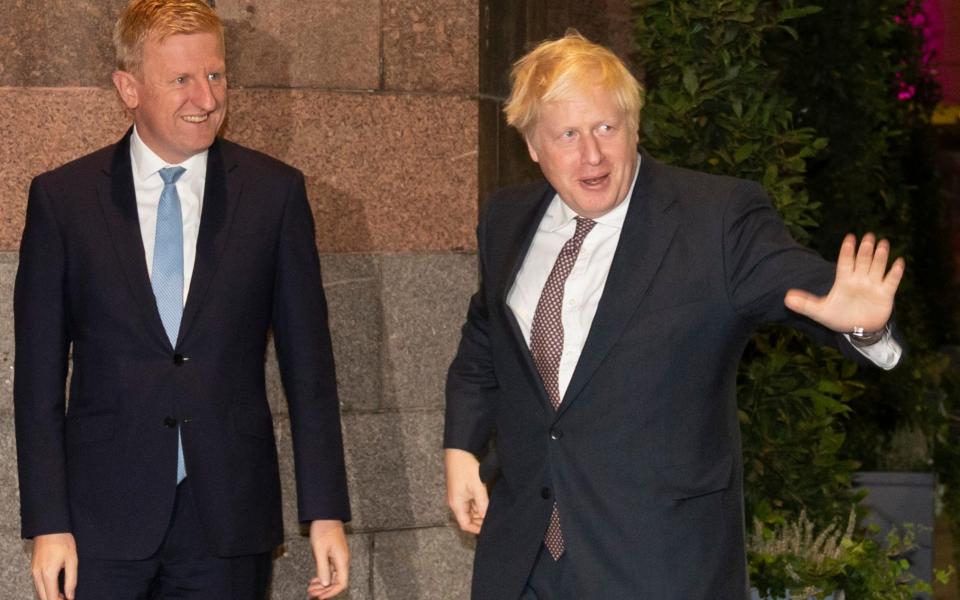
(153, 166), (187, 484)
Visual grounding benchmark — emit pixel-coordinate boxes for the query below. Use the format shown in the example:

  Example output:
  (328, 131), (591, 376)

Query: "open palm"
(784, 233), (905, 333)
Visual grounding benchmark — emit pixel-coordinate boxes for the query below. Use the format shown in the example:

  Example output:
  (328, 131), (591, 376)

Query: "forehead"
(537, 85), (623, 125)
(142, 31), (225, 69)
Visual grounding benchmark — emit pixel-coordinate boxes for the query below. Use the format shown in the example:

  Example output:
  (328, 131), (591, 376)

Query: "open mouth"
(580, 174), (609, 187)
(181, 114), (210, 124)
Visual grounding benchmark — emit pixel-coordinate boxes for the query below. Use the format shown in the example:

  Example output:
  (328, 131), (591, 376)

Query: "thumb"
(314, 546), (331, 587)
(63, 555), (78, 600)
(783, 288), (823, 317)
(473, 482), (490, 518)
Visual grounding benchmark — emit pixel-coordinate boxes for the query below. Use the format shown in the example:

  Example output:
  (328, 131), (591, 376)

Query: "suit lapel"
(557, 153), (679, 418)
(97, 130), (173, 350)
(485, 185), (559, 415)
(495, 186), (553, 358)
(177, 138), (242, 345)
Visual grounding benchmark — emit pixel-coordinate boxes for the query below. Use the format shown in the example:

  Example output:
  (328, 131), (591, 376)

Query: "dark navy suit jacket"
(445, 150), (887, 599)
(14, 130), (350, 559)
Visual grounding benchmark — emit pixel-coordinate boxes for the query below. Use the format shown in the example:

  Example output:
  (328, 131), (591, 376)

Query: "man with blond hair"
(15, 1), (350, 598)
(444, 32), (904, 599)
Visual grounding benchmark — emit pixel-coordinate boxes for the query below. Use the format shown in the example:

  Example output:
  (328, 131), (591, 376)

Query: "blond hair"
(114, 0), (224, 74)
(504, 31), (644, 137)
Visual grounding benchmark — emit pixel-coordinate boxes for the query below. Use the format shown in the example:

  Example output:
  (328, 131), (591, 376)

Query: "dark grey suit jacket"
(445, 150), (879, 599)
(15, 130), (350, 560)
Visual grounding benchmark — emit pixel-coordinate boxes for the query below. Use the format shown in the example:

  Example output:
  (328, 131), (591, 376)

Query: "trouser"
(519, 543), (573, 600)
(75, 478), (273, 600)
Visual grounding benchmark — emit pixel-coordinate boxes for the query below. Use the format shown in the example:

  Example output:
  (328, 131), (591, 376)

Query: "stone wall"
(0, 1), (631, 597)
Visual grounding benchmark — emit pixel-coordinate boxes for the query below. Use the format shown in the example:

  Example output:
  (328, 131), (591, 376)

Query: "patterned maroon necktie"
(529, 216), (596, 560)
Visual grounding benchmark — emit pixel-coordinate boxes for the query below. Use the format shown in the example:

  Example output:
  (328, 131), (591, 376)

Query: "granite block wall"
(1, 1), (631, 597)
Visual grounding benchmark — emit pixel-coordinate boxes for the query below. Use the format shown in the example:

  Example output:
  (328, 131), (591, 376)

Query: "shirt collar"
(542, 153), (642, 233)
(130, 125), (209, 182)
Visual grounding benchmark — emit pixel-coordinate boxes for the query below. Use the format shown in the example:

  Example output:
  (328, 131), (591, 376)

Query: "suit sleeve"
(444, 202), (499, 456)
(14, 176), (72, 538)
(271, 171), (351, 523)
(721, 180), (903, 364)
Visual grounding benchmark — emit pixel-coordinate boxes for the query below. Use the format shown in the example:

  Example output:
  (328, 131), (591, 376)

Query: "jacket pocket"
(656, 452), (733, 500)
(65, 412), (116, 445)
(230, 406), (275, 440)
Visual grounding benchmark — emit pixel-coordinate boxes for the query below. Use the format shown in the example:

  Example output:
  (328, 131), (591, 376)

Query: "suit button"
(540, 487), (552, 500)
(549, 428), (563, 440)
(173, 354), (185, 366)
(163, 416), (178, 428)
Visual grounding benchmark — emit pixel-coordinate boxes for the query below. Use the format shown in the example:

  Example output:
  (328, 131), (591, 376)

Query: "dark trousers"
(520, 544), (572, 600)
(75, 478), (273, 600)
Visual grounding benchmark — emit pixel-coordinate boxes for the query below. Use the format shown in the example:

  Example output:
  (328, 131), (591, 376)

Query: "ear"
(112, 70), (140, 111)
(525, 134), (540, 164)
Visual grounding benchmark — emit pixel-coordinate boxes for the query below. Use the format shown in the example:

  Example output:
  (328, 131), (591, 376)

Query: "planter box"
(853, 471), (936, 599)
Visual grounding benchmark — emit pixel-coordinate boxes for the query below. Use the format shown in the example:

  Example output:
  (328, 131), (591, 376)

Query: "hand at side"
(445, 448), (488, 534)
(32, 532), (77, 600)
(306, 520), (349, 599)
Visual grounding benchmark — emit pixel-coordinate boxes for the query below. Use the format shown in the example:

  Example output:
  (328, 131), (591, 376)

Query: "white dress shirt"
(507, 158), (640, 400)
(130, 126), (207, 304)
(508, 154), (901, 405)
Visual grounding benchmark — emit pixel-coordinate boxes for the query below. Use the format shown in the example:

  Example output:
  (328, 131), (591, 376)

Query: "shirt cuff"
(843, 328), (902, 370)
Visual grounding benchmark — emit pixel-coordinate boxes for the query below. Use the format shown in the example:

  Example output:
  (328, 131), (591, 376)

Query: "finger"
(783, 288), (824, 318)
(883, 256), (906, 293)
(42, 569), (60, 600)
(331, 543), (349, 589)
(472, 483), (490, 520)
(869, 238), (890, 280)
(307, 578), (330, 598)
(454, 500), (482, 534)
(448, 487), (479, 532)
(32, 570), (46, 600)
(468, 491), (486, 529)
(321, 579), (348, 599)
(309, 577), (346, 600)
(453, 500), (480, 533)
(62, 554), (78, 600)
(836, 233), (856, 275)
(854, 232), (876, 273)
(314, 547), (332, 588)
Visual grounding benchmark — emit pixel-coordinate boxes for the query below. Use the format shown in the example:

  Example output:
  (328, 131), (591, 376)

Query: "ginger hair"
(114, 0), (224, 74)
(504, 30), (644, 137)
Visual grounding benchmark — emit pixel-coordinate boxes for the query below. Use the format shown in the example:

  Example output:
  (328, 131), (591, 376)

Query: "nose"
(191, 78), (218, 112)
(581, 133), (604, 165)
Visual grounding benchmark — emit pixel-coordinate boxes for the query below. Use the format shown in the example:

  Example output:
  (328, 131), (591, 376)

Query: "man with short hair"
(444, 32), (903, 599)
(15, 1), (350, 598)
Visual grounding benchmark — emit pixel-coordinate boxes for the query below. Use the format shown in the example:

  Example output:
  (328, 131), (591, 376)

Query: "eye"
(561, 130), (576, 139)
(208, 72), (222, 82)
(175, 76), (186, 85)
(598, 124), (614, 134)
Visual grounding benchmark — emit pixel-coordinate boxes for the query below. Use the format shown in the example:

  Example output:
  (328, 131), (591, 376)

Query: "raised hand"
(784, 233), (905, 333)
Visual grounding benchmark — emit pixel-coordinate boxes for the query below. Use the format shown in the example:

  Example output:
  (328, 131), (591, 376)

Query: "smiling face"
(526, 85), (639, 219)
(112, 31), (226, 164)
